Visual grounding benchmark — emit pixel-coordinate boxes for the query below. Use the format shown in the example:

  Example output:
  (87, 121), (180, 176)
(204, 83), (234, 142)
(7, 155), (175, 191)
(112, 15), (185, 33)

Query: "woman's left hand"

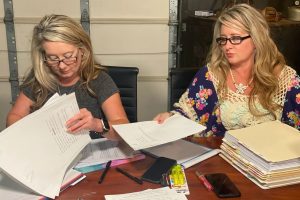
(65, 108), (101, 133)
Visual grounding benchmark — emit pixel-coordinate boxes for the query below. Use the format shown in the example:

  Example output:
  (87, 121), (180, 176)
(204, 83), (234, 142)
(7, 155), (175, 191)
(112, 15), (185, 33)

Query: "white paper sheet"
(0, 170), (40, 200)
(0, 168), (84, 200)
(0, 93), (91, 198)
(112, 114), (206, 150)
(105, 187), (188, 200)
(75, 138), (137, 168)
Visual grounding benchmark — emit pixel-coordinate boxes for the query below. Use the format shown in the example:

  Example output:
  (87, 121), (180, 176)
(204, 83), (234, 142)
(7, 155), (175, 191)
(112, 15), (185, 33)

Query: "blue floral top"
(173, 65), (300, 137)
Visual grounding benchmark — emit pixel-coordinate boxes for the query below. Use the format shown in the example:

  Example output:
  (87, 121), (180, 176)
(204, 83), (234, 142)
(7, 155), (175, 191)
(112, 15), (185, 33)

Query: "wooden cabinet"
(179, 16), (300, 73)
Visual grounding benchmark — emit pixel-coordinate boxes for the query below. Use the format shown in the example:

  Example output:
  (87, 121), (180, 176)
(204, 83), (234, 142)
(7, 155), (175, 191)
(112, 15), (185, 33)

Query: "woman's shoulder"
(277, 65), (299, 91)
(91, 69), (112, 83)
(285, 65), (297, 75)
(280, 65), (297, 78)
(203, 64), (219, 84)
(188, 65), (217, 89)
(197, 65), (209, 73)
(89, 69), (118, 91)
(191, 65), (209, 82)
(194, 65), (211, 78)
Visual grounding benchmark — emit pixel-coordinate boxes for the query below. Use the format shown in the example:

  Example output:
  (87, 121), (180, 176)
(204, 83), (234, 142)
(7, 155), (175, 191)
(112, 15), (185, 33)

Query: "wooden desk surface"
(57, 138), (300, 200)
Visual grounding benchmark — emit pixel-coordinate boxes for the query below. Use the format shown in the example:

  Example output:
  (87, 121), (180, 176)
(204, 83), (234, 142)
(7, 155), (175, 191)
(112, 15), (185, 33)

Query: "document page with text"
(105, 187), (188, 200)
(75, 138), (137, 168)
(112, 114), (206, 150)
(0, 93), (91, 198)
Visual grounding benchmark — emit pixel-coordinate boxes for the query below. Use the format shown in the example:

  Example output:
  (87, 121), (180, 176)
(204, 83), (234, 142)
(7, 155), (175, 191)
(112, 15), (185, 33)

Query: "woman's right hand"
(153, 112), (173, 124)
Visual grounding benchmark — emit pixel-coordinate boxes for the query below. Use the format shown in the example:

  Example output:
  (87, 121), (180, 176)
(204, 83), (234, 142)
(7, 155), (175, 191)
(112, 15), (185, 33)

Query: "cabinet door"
(180, 17), (215, 68)
(270, 22), (300, 73)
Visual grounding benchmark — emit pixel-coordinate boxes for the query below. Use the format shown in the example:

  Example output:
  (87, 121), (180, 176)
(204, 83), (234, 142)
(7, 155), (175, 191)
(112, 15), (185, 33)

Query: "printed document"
(0, 93), (91, 198)
(105, 187), (188, 200)
(75, 138), (138, 168)
(112, 114), (206, 150)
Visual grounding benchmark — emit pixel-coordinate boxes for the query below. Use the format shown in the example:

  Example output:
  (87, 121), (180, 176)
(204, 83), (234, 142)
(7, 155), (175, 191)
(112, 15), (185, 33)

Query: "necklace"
(229, 68), (253, 94)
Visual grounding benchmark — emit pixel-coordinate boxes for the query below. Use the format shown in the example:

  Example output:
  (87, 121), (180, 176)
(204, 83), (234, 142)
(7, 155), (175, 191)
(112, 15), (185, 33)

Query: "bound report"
(142, 139), (220, 168)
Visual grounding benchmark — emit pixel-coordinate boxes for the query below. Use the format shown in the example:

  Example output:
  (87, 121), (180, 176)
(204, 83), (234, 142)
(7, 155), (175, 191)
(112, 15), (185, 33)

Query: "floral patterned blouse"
(173, 65), (300, 137)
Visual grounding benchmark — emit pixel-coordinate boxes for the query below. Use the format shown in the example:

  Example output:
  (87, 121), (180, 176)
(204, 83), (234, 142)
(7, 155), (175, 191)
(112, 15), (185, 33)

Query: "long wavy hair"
(23, 14), (102, 111)
(207, 4), (285, 118)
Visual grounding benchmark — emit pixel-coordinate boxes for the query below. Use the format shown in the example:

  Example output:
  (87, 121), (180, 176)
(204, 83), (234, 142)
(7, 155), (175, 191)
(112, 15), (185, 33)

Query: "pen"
(116, 167), (143, 185)
(195, 171), (213, 191)
(98, 160), (112, 184)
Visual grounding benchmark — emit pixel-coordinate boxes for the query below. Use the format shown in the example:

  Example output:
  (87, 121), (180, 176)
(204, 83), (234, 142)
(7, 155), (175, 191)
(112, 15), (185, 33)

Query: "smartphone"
(141, 157), (176, 184)
(205, 173), (241, 198)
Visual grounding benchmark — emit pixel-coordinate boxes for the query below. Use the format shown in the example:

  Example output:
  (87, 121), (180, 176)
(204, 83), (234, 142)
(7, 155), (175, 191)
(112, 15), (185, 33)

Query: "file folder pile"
(220, 120), (300, 189)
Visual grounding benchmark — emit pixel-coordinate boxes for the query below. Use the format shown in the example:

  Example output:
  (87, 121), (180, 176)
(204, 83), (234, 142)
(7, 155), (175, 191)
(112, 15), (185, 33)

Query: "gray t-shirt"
(22, 71), (119, 119)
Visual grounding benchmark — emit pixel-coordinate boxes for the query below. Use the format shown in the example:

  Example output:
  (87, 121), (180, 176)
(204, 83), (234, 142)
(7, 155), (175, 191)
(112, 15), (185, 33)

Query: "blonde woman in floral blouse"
(154, 4), (300, 137)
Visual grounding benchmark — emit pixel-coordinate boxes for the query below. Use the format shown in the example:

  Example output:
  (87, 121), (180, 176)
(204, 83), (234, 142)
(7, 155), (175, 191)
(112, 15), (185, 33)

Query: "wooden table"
(57, 137), (300, 200)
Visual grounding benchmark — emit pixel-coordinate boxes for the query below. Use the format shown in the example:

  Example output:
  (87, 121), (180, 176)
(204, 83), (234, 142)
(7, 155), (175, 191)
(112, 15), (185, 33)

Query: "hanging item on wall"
(288, 6), (300, 21)
(261, 7), (282, 22)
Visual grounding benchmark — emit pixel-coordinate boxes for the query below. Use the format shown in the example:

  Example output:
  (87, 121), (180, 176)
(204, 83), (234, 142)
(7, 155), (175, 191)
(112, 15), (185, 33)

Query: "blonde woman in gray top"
(6, 14), (128, 140)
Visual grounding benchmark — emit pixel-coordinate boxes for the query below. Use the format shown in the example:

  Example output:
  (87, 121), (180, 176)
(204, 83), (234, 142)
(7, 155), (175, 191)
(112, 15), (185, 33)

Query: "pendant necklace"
(229, 68), (253, 94)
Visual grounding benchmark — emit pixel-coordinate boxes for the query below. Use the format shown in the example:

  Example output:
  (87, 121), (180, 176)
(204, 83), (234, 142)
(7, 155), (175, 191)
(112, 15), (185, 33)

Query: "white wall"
(0, 0), (169, 131)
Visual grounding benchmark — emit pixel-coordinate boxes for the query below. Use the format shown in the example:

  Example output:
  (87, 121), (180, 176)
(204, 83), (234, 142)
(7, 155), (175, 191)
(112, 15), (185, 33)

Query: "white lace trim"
(210, 65), (295, 130)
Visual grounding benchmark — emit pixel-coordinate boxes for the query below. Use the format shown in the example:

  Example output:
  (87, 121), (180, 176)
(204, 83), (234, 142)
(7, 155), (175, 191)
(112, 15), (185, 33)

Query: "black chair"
(168, 67), (199, 110)
(105, 66), (139, 122)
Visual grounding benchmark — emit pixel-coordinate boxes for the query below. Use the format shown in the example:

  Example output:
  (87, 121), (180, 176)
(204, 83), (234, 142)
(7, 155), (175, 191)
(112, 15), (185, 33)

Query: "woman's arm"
(153, 112), (174, 124)
(66, 92), (129, 140)
(101, 92), (129, 140)
(282, 72), (300, 129)
(6, 92), (33, 127)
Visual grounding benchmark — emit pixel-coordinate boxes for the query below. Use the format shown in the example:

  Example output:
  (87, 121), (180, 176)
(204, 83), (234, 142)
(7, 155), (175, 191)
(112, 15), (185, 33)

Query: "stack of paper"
(220, 120), (300, 189)
(0, 93), (91, 198)
(0, 168), (85, 200)
(142, 139), (220, 169)
(74, 138), (146, 173)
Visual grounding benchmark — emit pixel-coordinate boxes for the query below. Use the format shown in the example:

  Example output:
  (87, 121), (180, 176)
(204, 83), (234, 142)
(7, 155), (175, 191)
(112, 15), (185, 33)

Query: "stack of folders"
(220, 120), (300, 189)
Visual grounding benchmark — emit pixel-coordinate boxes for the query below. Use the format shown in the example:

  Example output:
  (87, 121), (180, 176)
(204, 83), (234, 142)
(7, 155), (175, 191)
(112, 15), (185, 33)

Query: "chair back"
(169, 68), (198, 110)
(105, 66), (139, 122)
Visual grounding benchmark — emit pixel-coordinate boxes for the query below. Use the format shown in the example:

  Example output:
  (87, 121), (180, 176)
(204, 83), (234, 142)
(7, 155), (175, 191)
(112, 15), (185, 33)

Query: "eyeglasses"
(216, 35), (251, 45)
(44, 54), (78, 67)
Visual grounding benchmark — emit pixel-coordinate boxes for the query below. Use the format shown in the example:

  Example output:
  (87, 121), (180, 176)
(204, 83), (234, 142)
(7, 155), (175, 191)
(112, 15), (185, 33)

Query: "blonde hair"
(23, 14), (102, 111)
(207, 4), (285, 118)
